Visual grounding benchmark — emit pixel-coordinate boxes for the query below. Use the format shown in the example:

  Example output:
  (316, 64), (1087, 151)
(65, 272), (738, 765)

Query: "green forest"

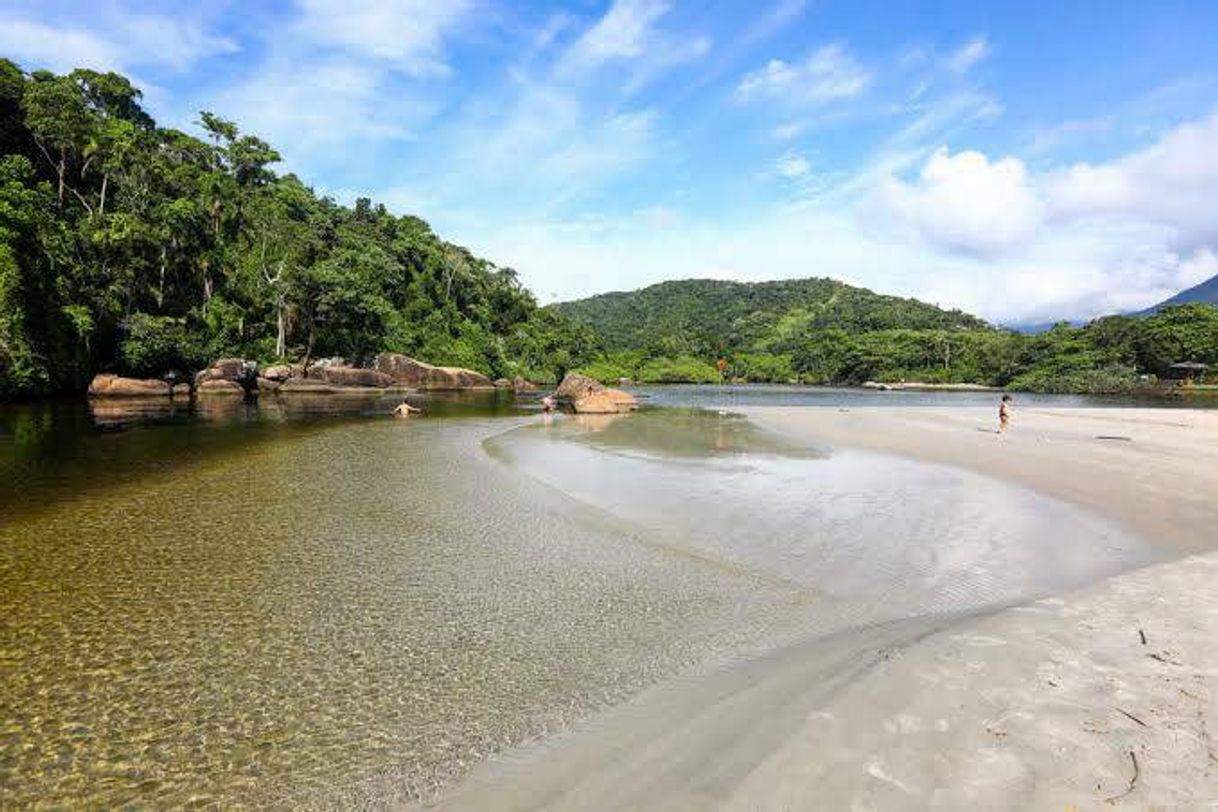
(555, 279), (1218, 392)
(0, 60), (599, 398)
(2, 61), (1215, 399)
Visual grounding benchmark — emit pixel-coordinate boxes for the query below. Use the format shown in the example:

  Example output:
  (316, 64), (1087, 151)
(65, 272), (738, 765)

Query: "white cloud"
(293, 0), (471, 76)
(210, 60), (423, 155)
(945, 36), (989, 74)
(0, 12), (236, 74)
(561, 0), (672, 70)
(774, 152), (811, 178)
(1047, 111), (1218, 252)
(737, 44), (870, 105)
(876, 147), (1043, 257)
(555, 0), (710, 91)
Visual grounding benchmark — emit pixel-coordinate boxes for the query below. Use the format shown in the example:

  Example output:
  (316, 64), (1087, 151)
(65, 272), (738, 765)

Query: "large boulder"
(374, 353), (493, 389)
(87, 374), (170, 398)
(571, 389), (638, 414)
(197, 379), (245, 396)
(555, 372), (603, 402)
(308, 364), (394, 388)
(262, 364), (294, 382)
(196, 358), (258, 394)
(554, 371), (637, 414)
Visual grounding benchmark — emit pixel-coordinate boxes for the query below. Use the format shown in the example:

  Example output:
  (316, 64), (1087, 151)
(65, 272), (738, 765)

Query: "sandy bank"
(749, 406), (1218, 553)
(426, 406), (1217, 810)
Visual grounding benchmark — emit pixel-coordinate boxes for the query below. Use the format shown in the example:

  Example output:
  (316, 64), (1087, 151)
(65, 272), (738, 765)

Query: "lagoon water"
(0, 389), (1158, 806)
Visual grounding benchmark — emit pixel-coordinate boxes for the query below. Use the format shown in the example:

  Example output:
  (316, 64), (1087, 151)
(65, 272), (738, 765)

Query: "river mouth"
(1, 404), (1156, 807)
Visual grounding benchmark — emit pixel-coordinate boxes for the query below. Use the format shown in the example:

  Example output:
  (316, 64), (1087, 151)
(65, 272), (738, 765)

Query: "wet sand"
(729, 406), (1218, 808)
(751, 406), (1218, 553)
(432, 407), (1218, 809)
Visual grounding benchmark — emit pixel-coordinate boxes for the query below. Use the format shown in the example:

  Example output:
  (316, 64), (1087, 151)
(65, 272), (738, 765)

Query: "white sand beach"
(431, 407), (1218, 810)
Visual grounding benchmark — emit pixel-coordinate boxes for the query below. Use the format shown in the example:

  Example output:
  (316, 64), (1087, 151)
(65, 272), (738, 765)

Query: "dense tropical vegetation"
(556, 279), (1218, 391)
(0, 60), (599, 398)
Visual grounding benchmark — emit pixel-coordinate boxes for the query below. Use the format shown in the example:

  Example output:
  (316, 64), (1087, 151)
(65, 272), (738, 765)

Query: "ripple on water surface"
(1, 409), (1154, 807)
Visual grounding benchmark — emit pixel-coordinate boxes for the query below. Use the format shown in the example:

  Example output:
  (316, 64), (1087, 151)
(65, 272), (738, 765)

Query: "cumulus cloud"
(737, 44), (870, 105)
(861, 111), (1218, 319)
(876, 147), (1043, 257)
(1047, 111), (1218, 252)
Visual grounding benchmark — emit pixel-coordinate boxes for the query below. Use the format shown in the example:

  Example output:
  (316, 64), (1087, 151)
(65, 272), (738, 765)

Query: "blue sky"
(3, 0), (1218, 322)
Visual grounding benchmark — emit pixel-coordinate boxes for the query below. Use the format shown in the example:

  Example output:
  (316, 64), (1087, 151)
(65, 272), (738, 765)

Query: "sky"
(3, 0), (1218, 323)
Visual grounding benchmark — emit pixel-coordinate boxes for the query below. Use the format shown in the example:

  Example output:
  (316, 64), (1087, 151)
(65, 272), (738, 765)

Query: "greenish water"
(0, 394), (1155, 807)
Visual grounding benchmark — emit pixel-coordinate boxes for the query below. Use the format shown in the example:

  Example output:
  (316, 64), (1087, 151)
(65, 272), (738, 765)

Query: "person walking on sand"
(998, 394), (1013, 433)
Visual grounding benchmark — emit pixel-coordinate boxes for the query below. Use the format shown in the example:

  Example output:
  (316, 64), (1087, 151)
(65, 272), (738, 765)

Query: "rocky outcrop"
(494, 376), (539, 392)
(87, 374), (171, 398)
(374, 353), (493, 389)
(554, 371), (638, 414)
(308, 364), (394, 388)
(196, 358), (258, 395)
(262, 365), (293, 382)
(197, 379), (245, 395)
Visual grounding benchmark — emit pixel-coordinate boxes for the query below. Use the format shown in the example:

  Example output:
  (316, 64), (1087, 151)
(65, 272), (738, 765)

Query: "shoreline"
(426, 406), (1217, 809)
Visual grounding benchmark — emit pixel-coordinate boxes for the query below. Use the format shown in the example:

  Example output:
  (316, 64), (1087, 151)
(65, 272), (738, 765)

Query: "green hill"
(553, 278), (1218, 391)
(552, 277), (989, 357)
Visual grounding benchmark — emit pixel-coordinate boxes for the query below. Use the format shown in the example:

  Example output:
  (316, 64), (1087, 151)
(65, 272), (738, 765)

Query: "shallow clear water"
(0, 393), (1157, 807)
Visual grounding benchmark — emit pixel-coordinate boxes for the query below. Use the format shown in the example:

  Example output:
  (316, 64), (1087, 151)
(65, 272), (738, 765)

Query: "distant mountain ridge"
(551, 277), (990, 355)
(1139, 273), (1218, 314)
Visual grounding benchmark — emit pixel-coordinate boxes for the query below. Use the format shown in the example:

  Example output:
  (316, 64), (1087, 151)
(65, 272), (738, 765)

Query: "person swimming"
(393, 401), (421, 418)
(998, 394), (1013, 433)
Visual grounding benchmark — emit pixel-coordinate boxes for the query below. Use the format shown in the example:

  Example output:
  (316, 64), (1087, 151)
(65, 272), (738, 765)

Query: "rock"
(197, 379), (245, 395)
(87, 374), (171, 398)
(309, 356), (345, 369)
(262, 364), (293, 382)
(572, 388), (638, 414)
(170, 383), (191, 398)
(554, 371), (637, 414)
(374, 353), (494, 389)
(196, 358), (259, 394)
(554, 371), (604, 402)
(257, 377), (282, 394)
(512, 376), (538, 392)
(309, 364), (394, 388)
(494, 378), (511, 388)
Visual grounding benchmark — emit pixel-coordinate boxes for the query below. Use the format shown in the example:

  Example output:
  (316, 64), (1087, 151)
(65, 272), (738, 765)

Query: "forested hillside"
(556, 279), (1218, 391)
(0, 60), (597, 398)
(554, 278), (987, 353)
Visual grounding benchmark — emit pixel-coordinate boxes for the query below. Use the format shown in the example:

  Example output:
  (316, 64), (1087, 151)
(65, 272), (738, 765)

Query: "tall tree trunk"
(275, 295), (286, 358)
(56, 149), (66, 207)
(99, 173), (108, 216)
(157, 246), (167, 309)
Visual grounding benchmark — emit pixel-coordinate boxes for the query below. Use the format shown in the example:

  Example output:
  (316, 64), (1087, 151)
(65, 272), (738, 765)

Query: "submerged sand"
(430, 407), (1218, 810)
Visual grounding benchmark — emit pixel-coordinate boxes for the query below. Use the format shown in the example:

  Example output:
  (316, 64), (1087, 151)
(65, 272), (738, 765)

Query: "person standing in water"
(998, 394), (1013, 433)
